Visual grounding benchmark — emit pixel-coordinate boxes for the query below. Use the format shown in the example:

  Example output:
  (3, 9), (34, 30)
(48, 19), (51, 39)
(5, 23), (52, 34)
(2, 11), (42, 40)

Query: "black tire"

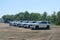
(17, 24), (21, 27)
(28, 25), (30, 28)
(35, 26), (39, 29)
(30, 27), (34, 30)
(46, 25), (50, 29)
(17, 24), (19, 26)
(24, 26), (27, 28)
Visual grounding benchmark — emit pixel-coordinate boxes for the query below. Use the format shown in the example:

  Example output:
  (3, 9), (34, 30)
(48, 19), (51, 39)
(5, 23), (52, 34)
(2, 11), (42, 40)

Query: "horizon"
(0, 0), (60, 18)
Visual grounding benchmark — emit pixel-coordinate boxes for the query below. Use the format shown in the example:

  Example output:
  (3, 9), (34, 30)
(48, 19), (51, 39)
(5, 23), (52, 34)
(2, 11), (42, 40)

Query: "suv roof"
(36, 21), (50, 24)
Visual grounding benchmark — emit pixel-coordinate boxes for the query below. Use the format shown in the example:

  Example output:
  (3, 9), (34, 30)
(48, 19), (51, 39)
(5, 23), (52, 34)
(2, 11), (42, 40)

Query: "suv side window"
(33, 21), (36, 23)
(48, 22), (50, 24)
(40, 22), (47, 24)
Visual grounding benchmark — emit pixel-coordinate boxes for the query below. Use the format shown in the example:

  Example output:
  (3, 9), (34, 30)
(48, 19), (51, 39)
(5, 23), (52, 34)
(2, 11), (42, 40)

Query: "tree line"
(2, 11), (60, 25)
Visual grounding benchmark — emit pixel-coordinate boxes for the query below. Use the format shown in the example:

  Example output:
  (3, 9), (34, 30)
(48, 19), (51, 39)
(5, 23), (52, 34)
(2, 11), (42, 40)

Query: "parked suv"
(17, 21), (28, 27)
(30, 21), (50, 29)
(9, 21), (21, 26)
(9, 21), (16, 26)
(23, 21), (36, 28)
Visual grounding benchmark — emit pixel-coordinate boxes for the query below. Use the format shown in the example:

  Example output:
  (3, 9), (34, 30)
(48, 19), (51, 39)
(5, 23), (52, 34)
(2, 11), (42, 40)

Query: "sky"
(0, 0), (60, 18)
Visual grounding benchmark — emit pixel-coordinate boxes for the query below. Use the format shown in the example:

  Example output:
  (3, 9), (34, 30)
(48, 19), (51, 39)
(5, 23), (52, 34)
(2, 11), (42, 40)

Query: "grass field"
(0, 23), (60, 40)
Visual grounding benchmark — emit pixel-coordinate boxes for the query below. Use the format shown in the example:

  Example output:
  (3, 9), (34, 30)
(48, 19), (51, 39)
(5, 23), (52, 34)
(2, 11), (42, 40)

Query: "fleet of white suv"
(9, 21), (50, 30)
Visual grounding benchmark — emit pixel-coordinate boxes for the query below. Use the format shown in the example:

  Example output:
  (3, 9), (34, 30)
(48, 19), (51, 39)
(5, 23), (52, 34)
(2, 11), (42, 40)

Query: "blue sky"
(0, 0), (60, 18)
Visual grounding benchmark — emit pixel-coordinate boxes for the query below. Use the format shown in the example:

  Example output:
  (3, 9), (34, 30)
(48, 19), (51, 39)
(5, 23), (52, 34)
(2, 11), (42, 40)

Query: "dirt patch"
(0, 23), (60, 40)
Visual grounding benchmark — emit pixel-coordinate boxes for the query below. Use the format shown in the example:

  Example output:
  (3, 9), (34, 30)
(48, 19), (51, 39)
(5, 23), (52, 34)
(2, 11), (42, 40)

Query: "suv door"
(38, 21), (47, 28)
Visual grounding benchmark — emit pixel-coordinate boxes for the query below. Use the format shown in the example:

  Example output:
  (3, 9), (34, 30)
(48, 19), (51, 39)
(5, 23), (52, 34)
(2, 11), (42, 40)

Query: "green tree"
(42, 12), (47, 21)
(2, 15), (14, 23)
(46, 15), (51, 21)
(50, 12), (56, 24)
(15, 12), (24, 20)
(24, 11), (30, 20)
(56, 11), (60, 25)
(30, 13), (40, 21)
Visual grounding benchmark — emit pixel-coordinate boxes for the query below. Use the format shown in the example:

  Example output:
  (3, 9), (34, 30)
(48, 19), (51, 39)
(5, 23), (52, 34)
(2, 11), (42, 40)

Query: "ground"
(0, 23), (60, 40)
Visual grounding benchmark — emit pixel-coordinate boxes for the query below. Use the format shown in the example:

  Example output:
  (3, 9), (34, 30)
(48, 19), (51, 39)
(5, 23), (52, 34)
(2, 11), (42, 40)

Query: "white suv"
(23, 21), (36, 28)
(30, 21), (50, 29)
(17, 21), (28, 27)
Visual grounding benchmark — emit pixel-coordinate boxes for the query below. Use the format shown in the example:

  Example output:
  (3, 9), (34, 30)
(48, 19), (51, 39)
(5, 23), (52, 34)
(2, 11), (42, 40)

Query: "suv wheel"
(35, 26), (39, 29)
(30, 27), (34, 30)
(46, 25), (50, 29)
(28, 25), (30, 28)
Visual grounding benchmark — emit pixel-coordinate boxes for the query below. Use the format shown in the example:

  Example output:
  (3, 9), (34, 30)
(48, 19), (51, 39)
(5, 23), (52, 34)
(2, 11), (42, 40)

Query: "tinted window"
(48, 22), (50, 24)
(32, 21), (36, 23)
(40, 22), (47, 24)
(26, 22), (28, 23)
